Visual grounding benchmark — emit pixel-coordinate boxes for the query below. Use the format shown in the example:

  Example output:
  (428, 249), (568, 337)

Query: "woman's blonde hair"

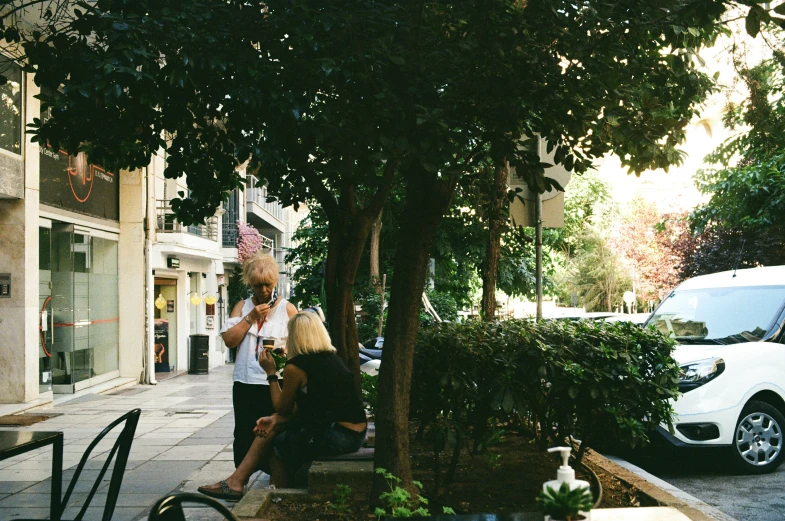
(242, 253), (279, 286)
(286, 311), (336, 358)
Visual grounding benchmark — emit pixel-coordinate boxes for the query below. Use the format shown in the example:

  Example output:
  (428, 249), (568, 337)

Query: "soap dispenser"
(542, 446), (592, 521)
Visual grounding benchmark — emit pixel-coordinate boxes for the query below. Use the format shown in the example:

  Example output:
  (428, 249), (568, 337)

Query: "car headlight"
(679, 358), (725, 393)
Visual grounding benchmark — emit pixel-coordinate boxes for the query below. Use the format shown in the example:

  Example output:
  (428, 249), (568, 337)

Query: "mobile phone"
(267, 291), (277, 307)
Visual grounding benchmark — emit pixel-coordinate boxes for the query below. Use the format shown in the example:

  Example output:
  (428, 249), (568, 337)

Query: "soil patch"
(0, 414), (51, 426)
(264, 430), (650, 520)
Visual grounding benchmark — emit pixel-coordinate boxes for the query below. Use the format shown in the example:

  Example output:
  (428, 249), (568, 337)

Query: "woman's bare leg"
(204, 434), (273, 492)
(270, 454), (291, 488)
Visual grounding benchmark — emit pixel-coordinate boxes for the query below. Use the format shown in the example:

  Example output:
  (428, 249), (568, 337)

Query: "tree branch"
(362, 158), (399, 221)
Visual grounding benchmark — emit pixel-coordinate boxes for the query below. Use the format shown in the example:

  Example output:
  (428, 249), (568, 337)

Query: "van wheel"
(730, 400), (785, 474)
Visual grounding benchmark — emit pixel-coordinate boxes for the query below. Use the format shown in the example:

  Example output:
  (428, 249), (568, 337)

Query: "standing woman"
(220, 253), (297, 468)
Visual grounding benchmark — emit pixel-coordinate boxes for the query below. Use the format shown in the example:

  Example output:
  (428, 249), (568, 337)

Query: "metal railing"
(245, 176), (284, 222)
(156, 200), (218, 241)
(222, 222), (238, 248)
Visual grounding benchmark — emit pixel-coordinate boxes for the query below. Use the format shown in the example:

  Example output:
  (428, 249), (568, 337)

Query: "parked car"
(604, 312), (651, 325)
(646, 265), (785, 474)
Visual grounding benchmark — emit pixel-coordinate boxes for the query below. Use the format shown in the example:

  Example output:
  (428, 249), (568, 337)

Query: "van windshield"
(648, 286), (785, 344)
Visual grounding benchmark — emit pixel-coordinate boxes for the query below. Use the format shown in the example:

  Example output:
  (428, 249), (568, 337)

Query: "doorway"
(39, 221), (119, 393)
(154, 279), (178, 373)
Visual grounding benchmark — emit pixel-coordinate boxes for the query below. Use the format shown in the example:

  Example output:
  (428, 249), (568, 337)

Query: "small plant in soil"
(374, 468), (456, 519)
(374, 467), (430, 518)
(330, 484), (353, 518)
(536, 482), (593, 521)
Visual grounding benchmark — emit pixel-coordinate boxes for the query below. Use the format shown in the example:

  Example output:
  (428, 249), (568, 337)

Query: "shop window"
(0, 56), (22, 155)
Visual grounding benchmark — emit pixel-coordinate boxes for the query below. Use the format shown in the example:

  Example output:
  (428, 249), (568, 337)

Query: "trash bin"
(189, 334), (210, 375)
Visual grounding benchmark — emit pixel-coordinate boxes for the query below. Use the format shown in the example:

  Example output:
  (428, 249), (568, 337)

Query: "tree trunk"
(372, 172), (456, 498)
(480, 163), (508, 322)
(323, 211), (376, 395)
(370, 211), (383, 294)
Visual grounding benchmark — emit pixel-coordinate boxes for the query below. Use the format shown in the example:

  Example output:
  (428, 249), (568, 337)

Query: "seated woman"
(198, 311), (367, 499)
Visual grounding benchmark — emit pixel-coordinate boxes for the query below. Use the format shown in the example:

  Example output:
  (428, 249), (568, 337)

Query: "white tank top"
(222, 297), (291, 385)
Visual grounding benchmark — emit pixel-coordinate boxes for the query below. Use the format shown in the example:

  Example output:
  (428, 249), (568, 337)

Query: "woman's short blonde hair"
(286, 312), (336, 358)
(242, 253), (279, 286)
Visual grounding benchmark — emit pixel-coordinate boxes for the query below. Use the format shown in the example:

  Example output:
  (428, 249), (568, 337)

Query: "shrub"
(411, 319), (679, 485)
(361, 372), (379, 418)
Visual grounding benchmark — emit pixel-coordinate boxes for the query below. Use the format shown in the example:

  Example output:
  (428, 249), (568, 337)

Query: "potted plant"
(537, 482), (593, 521)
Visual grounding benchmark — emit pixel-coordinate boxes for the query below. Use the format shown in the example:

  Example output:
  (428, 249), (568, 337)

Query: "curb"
(585, 450), (738, 521)
(233, 488), (310, 519)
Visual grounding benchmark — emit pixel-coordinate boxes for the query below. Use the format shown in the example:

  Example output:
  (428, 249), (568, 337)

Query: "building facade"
(0, 58), (302, 403)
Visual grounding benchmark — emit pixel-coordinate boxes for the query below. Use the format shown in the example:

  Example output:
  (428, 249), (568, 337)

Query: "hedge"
(408, 319), (679, 483)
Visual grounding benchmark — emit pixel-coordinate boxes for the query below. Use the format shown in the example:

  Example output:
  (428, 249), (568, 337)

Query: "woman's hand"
(253, 415), (278, 438)
(247, 302), (271, 323)
(259, 347), (277, 375)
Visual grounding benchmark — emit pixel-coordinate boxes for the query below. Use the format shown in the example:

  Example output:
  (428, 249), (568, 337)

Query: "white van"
(647, 265), (785, 474)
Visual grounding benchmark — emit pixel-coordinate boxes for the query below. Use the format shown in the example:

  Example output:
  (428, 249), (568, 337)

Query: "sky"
(593, 22), (769, 214)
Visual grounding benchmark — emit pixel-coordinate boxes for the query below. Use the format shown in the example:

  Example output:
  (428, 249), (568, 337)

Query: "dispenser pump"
(542, 446), (589, 495)
(547, 446), (575, 485)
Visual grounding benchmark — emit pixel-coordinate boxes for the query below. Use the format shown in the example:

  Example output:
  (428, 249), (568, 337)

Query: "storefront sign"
(167, 257), (180, 268)
(39, 147), (119, 220)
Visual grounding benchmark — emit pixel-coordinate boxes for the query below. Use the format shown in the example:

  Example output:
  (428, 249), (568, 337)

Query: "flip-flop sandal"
(197, 480), (244, 501)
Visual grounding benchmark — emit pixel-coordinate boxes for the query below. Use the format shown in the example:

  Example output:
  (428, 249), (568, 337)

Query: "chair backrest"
(61, 408), (141, 521)
(148, 492), (239, 521)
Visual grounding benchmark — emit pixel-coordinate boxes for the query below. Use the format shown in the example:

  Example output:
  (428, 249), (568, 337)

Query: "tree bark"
(308, 162), (398, 395)
(372, 172), (456, 498)
(480, 163), (508, 322)
(323, 211), (376, 396)
(370, 211), (383, 294)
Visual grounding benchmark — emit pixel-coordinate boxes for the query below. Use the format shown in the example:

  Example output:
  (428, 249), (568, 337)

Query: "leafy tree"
(691, 61), (785, 234)
(3, 0), (730, 493)
(547, 171), (616, 307)
(286, 208), (329, 310)
(675, 223), (785, 278)
(608, 197), (683, 305)
(683, 51), (785, 276)
(561, 229), (630, 312)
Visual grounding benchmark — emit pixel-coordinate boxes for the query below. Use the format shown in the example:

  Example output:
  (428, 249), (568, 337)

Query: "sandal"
(197, 480), (244, 501)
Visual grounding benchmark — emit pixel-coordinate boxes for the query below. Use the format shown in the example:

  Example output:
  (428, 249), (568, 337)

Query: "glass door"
(51, 223), (75, 392)
(38, 224), (53, 394)
(49, 222), (119, 393)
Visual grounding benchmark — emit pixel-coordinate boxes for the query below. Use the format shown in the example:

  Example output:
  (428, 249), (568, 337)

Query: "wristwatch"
(244, 315), (253, 325)
(266, 374), (279, 382)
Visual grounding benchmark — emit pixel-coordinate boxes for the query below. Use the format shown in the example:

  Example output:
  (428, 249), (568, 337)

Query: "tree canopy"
(3, 0), (734, 493)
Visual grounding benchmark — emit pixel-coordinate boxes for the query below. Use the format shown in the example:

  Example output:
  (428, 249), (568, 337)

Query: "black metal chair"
(20, 408), (141, 521)
(148, 492), (239, 521)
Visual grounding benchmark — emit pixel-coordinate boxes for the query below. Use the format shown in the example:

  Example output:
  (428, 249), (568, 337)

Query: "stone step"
(308, 459), (374, 501)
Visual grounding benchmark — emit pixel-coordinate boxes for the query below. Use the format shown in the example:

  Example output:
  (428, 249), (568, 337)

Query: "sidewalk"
(0, 365), (268, 521)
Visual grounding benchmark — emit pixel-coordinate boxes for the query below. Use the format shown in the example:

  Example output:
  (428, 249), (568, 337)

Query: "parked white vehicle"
(647, 265), (785, 473)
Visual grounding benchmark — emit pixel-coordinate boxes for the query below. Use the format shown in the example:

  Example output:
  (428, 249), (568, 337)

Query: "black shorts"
(273, 422), (366, 474)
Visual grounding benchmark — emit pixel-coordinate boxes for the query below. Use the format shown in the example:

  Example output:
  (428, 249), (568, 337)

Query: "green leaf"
(746, 7), (762, 37)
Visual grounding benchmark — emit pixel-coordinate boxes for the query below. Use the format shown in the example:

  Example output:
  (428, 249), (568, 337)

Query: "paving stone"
(188, 428), (233, 439)
(178, 436), (232, 447)
(0, 469), (55, 482)
(0, 507), (50, 519)
(0, 492), (58, 508)
(156, 445), (224, 461)
(0, 482), (38, 494)
(61, 505), (147, 521)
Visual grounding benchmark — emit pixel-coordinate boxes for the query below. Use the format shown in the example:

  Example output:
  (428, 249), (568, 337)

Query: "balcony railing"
(156, 200), (218, 241)
(246, 176), (284, 222)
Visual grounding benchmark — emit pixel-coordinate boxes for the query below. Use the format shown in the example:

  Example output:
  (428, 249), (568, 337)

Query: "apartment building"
(0, 55), (302, 404)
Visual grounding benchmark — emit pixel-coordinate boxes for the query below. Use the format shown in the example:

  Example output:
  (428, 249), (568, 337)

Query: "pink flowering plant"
(237, 221), (265, 263)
